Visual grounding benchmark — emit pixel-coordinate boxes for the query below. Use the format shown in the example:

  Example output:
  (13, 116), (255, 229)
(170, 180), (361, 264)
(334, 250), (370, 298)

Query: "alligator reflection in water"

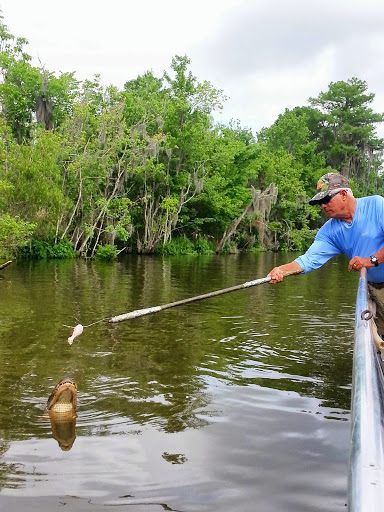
(47, 378), (77, 451)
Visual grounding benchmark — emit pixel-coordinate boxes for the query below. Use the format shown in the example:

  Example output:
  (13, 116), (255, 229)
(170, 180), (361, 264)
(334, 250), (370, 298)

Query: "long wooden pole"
(109, 269), (302, 323)
(0, 260), (12, 271)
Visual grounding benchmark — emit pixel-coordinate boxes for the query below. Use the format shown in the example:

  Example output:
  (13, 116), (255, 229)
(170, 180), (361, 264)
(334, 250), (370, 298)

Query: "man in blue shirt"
(268, 172), (384, 335)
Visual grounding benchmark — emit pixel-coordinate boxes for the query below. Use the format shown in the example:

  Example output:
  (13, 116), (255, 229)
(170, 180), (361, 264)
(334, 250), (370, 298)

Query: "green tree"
(255, 109), (327, 250)
(0, 17), (43, 142)
(0, 213), (35, 258)
(0, 15), (81, 141)
(57, 87), (133, 255)
(185, 123), (260, 248)
(308, 78), (384, 188)
(0, 124), (68, 238)
(121, 55), (228, 253)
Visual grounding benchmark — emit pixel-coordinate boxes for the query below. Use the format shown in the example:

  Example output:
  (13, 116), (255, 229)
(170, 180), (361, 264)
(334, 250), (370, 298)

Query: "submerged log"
(0, 260), (12, 271)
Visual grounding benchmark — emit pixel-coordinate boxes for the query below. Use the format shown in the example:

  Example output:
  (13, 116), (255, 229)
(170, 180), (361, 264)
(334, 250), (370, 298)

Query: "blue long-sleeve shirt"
(294, 196), (384, 283)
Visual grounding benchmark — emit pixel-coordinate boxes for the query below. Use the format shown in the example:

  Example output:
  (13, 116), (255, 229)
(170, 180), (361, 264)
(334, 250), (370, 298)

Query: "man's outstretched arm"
(268, 261), (304, 283)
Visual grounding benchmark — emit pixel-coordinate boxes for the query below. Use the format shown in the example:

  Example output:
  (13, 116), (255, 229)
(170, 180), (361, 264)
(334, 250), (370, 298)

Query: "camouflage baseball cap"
(309, 173), (350, 205)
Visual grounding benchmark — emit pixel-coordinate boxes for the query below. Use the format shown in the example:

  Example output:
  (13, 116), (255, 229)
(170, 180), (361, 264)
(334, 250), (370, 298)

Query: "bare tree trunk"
(90, 211), (107, 258)
(55, 214), (63, 244)
(71, 227), (84, 249)
(215, 184), (278, 253)
(61, 177), (83, 241)
(78, 158), (127, 254)
(215, 205), (252, 253)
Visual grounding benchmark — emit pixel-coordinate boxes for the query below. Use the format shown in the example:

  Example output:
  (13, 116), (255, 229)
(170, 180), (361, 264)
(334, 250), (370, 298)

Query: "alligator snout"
(47, 378), (77, 413)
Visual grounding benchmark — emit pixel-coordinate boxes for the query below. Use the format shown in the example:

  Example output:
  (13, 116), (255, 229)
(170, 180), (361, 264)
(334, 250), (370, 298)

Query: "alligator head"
(47, 378), (77, 451)
(47, 378), (77, 413)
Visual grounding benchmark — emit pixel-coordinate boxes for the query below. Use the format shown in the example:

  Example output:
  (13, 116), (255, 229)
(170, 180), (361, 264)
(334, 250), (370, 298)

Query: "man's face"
(320, 190), (345, 218)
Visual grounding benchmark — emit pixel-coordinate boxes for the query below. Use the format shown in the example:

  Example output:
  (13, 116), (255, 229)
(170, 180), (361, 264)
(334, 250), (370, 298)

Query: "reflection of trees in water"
(0, 461), (26, 491)
(0, 437), (46, 492)
(162, 452), (188, 464)
(77, 376), (212, 435)
(0, 439), (12, 491)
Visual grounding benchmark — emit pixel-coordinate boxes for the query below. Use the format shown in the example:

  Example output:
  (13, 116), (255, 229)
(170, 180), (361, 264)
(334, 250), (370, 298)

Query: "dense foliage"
(0, 15), (383, 259)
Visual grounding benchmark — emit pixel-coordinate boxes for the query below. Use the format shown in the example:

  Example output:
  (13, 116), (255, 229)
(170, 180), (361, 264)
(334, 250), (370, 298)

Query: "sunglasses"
(318, 191), (341, 205)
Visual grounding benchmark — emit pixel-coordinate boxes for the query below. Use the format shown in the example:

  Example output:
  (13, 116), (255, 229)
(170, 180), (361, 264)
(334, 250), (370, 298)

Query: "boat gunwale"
(348, 267), (384, 510)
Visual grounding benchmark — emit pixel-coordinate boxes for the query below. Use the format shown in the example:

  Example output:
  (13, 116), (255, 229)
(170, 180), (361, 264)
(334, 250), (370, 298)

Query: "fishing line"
(63, 316), (111, 344)
(62, 317), (109, 330)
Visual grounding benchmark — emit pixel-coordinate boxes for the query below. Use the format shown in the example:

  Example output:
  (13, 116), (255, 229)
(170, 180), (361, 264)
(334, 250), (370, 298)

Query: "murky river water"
(0, 252), (358, 511)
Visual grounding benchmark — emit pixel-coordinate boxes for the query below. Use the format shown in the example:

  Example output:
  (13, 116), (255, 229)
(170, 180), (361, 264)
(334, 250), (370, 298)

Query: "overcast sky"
(1, 0), (384, 135)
